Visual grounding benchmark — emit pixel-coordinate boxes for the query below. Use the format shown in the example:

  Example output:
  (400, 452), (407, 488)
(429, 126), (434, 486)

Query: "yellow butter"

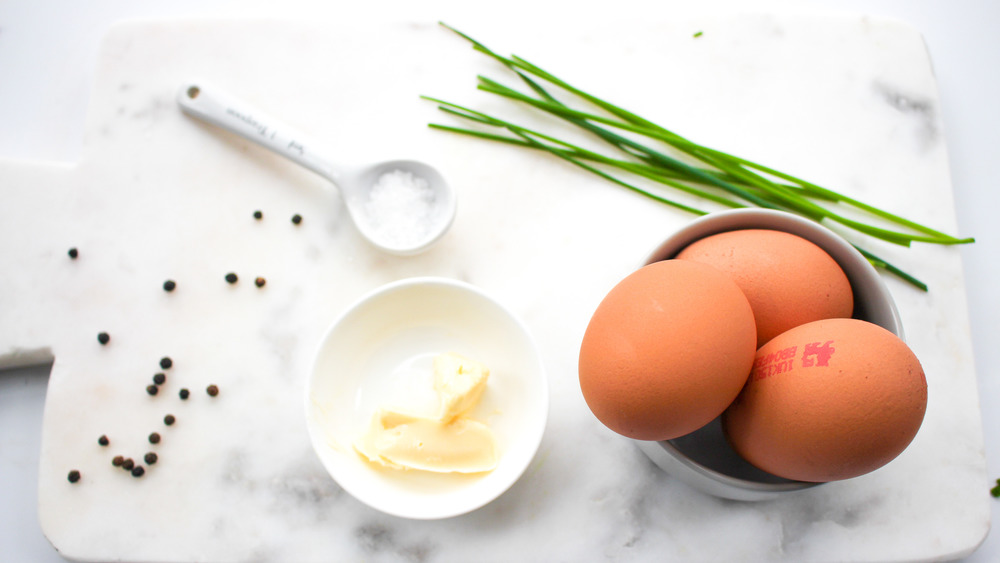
(354, 409), (497, 473)
(354, 353), (497, 474)
(433, 353), (490, 422)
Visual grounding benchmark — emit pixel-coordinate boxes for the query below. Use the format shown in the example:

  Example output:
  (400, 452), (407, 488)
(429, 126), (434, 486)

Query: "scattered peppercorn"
(131, 466), (145, 478)
(225, 272), (238, 284)
(179, 388), (190, 400)
(160, 357), (172, 369)
(163, 280), (177, 292)
(67, 470), (81, 483)
(144, 452), (158, 465)
(97, 332), (110, 345)
(255, 277), (266, 288)
(149, 432), (161, 444)
(121, 458), (135, 470)
(98, 435), (109, 446)
(153, 372), (166, 385)
(253, 210), (263, 220)
(112, 455), (124, 467)
(68, 247), (79, 259)
(164, 414), (175, 426)
(146, 384), (159, 396)
(206, 384), (219, 397)
(291, 214), (302, 225)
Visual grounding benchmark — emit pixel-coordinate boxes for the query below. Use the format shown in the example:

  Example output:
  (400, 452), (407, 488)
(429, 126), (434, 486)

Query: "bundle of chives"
(423, 23), (974, 291)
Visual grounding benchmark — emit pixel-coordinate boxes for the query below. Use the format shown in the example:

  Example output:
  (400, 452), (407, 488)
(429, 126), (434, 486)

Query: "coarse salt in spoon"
(176, 81), (456, 255)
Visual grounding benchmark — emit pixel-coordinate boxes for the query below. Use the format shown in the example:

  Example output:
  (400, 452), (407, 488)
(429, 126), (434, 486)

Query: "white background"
(1, 1), (997, 561)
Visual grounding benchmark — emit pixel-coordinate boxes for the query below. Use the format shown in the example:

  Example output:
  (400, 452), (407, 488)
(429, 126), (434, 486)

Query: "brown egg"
(675, 229), (853, 347)
(722, 318), (927, 482)
(578, 260), (757, 441)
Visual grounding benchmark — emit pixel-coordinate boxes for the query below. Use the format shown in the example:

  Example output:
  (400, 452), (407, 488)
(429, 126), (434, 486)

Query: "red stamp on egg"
(751, 345), (797, 380)
(751, 340), (837, 380)
(802, 340), (835, 367)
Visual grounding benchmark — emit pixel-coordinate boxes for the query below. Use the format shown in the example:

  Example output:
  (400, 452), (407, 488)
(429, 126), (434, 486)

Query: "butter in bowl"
(305, 278), (548, 519)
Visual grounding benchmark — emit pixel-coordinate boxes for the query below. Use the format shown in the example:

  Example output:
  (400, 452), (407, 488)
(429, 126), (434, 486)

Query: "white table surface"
(1, 1), (996, 561)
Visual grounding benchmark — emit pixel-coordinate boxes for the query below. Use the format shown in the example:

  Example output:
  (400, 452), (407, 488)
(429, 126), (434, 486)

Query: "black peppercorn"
(112, 455), (124, 467)
(131, 466), (145, 478)
(144, 452), (158, 465)
(149, 432), (161, 444)
(225, 272), (238, 284)
(206, 384), (219, 397)
(164, 414), (175, 426)
(254, 277), (266, 288)
(179, 388), (190, 400)
(146, 384), (159, 396)
(163, 280), (176, 292)
(153, 373), (166, 385)
(67, 470), (81, 483)
(160, 357), (172, 369)
(291, 214), (302, 225)
(68, 247), (79, 259)
(121, 458), (135, 470)
(98, 435), (109, 446)
(97, 332), (110, 345)
(253, 210), (263, 220)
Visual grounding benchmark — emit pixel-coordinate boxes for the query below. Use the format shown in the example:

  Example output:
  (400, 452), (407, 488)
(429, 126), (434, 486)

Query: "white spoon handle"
(176, 81), (337, 183)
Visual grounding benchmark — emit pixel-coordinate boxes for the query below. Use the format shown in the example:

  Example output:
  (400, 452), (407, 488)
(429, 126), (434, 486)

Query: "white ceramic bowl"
(305, 277), (548, 519)
(634, 208), (902, 501)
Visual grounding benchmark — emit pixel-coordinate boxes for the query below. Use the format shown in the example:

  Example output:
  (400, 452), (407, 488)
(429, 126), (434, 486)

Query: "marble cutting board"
(0, 13), (990, 562)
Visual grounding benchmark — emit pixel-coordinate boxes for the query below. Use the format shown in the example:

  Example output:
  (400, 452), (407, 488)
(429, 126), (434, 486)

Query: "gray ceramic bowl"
(634, 208), (902, 501)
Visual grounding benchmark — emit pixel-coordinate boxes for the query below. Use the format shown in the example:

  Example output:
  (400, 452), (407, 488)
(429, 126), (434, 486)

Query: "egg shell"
(722, 318), (927, 482)
(675, 229), (854, 347)
(578, 259), (757, 441)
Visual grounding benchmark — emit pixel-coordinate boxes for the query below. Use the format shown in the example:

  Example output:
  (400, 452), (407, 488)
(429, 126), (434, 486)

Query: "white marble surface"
(1, 1), (997, 562)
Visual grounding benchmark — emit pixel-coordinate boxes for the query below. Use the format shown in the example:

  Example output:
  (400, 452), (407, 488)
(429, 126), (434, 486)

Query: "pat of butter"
(354, 353), (497, 473)
(434, 353), (490, 422)
(355, 409), (497, 473)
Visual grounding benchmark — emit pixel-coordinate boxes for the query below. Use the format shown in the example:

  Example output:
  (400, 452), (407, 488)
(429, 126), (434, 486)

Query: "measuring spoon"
(176, 81), (456, 255)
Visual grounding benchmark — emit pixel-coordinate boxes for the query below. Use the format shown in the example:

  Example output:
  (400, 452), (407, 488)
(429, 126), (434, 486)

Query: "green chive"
(425, 24), (975, 290)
